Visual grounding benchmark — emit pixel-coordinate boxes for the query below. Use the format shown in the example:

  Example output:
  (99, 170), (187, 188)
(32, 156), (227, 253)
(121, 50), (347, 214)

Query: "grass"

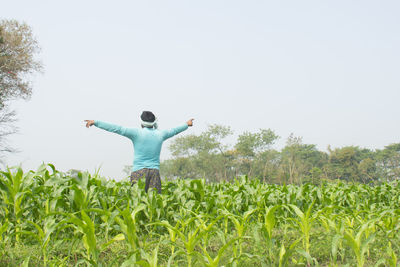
(1, 224), (396, 266)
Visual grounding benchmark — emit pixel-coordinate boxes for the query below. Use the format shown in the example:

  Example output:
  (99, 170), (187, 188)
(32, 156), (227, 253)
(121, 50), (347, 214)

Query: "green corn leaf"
(264, 205), (281, 239)
(331, 234), (342, 264)
(20, 256), (30, 267)
(101, 233), (125, 250)
(0, 220), (9, 241)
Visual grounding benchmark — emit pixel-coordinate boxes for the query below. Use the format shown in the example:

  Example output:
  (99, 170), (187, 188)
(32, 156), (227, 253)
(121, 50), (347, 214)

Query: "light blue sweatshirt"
(94, 121), (188, 171)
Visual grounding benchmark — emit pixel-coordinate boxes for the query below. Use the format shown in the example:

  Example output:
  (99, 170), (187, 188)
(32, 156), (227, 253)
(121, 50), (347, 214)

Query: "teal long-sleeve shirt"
(94, 120), (188, 171)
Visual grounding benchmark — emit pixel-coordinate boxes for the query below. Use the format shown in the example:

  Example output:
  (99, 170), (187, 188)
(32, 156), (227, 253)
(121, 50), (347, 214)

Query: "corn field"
(0, 164), (399, 266)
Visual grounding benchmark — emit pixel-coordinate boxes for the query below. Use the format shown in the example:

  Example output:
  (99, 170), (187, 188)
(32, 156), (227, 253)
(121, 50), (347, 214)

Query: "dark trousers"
(130, 168), (162, 193)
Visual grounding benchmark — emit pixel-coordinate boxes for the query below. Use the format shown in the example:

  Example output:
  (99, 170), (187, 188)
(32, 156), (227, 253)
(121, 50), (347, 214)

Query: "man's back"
(93, 120), (188, 171)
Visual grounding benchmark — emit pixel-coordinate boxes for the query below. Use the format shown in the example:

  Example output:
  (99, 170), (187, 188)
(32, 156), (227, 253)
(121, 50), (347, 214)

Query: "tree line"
(160, 125), (400, 184)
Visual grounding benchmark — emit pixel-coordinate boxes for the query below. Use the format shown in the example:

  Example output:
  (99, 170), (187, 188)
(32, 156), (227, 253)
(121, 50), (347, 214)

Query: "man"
(84, 111), (194, 193)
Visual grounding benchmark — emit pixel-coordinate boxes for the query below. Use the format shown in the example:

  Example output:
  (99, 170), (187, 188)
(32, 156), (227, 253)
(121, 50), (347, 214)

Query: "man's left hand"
(187, 119), (194, 127)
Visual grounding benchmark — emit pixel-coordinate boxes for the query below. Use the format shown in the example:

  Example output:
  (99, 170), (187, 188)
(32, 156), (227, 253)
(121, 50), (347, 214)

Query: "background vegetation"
(160, 125), (400, 184)
(1, 164), (399, 266)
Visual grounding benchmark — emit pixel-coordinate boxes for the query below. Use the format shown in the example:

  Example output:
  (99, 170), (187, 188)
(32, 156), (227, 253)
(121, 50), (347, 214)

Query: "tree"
(253, 149), (281, 183)
(375, 143), (400, 181)
(164, 124), (234, 181)
(0, 19), (42, 160)
(235, 129), (279, 158)
(234, 129), (279, 178)
(327, 146), (375, 182)
(280, 134), (328, 184)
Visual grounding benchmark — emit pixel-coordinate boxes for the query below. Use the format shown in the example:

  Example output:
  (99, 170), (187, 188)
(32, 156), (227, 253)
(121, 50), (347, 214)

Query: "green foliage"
(0, 164), (400, 266)
(163, 125), (400, 184)
(0, 19), (42, 106)
(343, 220), (376, 267)
(287, 201), (317, 255)
(235, 129), (279, 157)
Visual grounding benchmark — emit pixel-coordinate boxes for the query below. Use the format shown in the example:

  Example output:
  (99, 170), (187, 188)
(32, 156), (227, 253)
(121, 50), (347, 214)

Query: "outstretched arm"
(162, 118), (194, 140)
(84, 120), (137, 139)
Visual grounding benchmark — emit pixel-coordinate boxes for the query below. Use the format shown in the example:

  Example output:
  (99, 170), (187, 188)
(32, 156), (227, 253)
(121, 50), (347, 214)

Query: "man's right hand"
(85, 120), (95, 128)
(187, 118), (194, 127)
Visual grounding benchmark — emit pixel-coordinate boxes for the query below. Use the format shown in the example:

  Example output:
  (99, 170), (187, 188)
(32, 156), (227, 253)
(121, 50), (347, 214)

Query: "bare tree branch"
(0, 19), (42, 160)
(0, 105), (18, 163)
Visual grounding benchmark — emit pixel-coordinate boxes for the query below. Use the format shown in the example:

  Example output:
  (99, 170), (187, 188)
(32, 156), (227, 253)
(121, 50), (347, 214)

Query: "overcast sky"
(2, 0), (399, 179)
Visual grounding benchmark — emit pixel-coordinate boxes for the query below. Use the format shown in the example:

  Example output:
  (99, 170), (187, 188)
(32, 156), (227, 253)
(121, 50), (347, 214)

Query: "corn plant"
(60, 210), (101, 265)
(0, 167), (33, 242)
(261, 204), (282, 264)
(278, 238), (301, 267)
(343, 220), (376, 267)
(193, 213), (223, 248)
(222, 207), (257, 258)
(319, 212), (347, 264)
(155, 214), (216, 267)
(20, 217), (57, 267)
(195, 234), (238, 267)
(287, 201), (318, 257)
(134, 240), (162, 267)
(374, 241), (398, 267)
(69, 172), (100, 212)
(0, 219), (9, 257)
(385, 242), (398, 267)
(115, 204), (146, 257)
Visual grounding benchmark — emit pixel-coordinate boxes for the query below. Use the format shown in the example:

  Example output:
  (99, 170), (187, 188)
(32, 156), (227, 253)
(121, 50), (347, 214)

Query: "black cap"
(141, 111), (156, 122)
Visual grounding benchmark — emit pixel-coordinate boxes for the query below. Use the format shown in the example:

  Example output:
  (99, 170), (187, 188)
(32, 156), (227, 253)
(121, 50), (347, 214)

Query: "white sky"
(2, 1), (400, 179)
